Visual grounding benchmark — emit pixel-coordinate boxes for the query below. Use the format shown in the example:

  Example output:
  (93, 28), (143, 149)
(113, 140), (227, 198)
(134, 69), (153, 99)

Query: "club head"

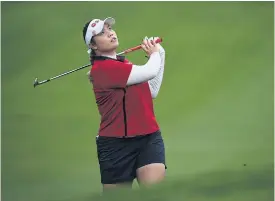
(33, 78), (39, 88)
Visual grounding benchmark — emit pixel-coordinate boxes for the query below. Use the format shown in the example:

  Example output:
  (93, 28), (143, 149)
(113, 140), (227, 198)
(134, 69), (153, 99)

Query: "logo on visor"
(91, 20), (100, 27)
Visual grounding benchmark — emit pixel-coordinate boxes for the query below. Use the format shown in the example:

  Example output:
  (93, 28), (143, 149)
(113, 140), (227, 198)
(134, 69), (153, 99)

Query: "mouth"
(111, 37), (117, 42)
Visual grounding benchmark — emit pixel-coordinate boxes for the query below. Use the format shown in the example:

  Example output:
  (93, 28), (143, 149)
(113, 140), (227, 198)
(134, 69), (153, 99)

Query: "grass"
(1, 1), (274, 201)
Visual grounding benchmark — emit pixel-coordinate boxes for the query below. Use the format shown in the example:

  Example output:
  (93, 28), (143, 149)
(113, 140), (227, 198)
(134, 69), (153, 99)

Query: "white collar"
(101, 54), (117, 60)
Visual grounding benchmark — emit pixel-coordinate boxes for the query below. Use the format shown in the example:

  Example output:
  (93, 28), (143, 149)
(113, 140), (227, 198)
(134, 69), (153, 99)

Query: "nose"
(108, 32), (113, 38)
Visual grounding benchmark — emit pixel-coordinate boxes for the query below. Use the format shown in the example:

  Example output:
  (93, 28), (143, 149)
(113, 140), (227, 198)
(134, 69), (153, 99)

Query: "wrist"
(146, 51), (159, 59)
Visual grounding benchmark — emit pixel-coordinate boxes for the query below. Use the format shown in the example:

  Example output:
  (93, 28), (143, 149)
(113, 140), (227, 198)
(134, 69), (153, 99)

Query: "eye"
(108, 26), (112, 30)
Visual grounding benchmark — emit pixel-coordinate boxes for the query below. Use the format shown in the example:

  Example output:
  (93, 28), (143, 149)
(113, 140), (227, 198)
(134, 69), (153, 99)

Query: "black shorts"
(96, 130), (166, 184)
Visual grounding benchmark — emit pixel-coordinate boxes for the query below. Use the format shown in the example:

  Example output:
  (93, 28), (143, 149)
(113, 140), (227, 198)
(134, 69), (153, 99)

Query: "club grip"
(123, 37), (163, 54)
(155, 38), (163, 43)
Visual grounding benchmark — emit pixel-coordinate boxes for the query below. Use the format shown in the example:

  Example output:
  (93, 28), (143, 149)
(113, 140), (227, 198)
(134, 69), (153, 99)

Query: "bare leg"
(136, 163), (165, 187)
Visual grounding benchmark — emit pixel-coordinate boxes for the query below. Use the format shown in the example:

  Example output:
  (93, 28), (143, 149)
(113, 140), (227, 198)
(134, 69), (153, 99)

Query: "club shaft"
(40, 53), (126, 85)
(49, 64), (91, 81)
(35, 37), (163, 87)
(37, 51), (127, 85)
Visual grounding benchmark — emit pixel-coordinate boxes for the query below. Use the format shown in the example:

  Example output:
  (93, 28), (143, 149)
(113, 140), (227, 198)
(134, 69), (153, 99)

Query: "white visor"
(85, 17), (115, 47)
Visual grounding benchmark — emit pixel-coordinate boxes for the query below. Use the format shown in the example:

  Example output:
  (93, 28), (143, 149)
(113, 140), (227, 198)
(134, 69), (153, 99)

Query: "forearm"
(148, 46), (165, 98)
(126, 52), (161, 86)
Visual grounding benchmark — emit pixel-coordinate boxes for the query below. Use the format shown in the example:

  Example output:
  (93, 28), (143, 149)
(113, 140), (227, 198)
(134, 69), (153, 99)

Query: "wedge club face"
(33, 78), (39, 88)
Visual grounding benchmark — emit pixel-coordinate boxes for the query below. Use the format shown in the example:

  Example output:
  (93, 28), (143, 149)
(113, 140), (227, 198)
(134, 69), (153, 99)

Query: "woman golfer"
(82, 17), (166, 191)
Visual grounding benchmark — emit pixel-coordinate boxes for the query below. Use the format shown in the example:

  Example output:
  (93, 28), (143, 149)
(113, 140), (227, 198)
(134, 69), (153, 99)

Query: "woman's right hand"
(141, 37), (160, 56)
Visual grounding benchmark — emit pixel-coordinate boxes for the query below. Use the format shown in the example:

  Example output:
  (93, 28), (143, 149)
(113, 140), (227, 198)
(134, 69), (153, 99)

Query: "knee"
(136, 163), (166, 186)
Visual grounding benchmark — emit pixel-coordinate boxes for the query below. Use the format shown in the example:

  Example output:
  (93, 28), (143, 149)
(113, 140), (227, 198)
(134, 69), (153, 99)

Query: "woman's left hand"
(148, 36), (165, 54)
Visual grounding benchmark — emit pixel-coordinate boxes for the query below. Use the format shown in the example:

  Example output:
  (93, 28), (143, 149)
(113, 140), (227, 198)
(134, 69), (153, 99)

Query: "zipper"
(122, 88), (128, 137)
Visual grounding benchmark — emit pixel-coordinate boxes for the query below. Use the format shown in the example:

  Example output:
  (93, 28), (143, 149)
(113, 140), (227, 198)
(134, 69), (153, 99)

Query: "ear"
(89, 43), (98, 50)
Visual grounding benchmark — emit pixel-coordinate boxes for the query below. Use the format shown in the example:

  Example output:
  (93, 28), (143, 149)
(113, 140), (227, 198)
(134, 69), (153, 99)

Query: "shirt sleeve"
(126, 52), (161, 86)
(91, 60), (133, 89)
(148, 45), (165, 98)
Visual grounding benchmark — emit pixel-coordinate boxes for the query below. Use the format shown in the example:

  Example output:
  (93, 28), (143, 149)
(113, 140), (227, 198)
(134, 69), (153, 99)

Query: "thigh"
(136, 131), (167, 185)
(96, 136), (138, 185)
(136, 163), (166, 186)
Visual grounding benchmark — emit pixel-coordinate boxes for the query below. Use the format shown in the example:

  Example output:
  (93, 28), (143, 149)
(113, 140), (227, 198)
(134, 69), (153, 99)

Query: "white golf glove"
(146, 36), (165, 54)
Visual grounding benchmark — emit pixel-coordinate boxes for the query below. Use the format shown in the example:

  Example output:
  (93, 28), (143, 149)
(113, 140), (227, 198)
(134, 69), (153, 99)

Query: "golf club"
(33, 37), (163, 88)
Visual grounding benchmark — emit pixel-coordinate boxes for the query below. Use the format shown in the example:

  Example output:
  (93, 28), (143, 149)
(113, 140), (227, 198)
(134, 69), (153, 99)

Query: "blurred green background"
(1, 1), (274, 201)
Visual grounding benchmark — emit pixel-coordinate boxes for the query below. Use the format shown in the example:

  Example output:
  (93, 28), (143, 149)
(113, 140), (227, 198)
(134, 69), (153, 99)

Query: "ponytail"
(83, 20), (97, 65)
(83, 21), (96, 83)
(90, 49), (96, 65)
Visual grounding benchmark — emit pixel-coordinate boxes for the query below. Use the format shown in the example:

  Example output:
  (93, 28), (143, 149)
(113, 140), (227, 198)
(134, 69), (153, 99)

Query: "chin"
(108, 43), (118, 52)
(113, 41), (119, 48)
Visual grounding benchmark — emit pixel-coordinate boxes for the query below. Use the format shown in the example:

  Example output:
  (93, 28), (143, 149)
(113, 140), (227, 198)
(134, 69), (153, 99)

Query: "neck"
(97, 50), (117, 59)
(101, 53), (117, 59)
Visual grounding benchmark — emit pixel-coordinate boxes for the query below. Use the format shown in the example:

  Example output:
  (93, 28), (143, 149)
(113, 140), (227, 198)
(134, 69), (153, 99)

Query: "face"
(90, 24), (119, 53)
